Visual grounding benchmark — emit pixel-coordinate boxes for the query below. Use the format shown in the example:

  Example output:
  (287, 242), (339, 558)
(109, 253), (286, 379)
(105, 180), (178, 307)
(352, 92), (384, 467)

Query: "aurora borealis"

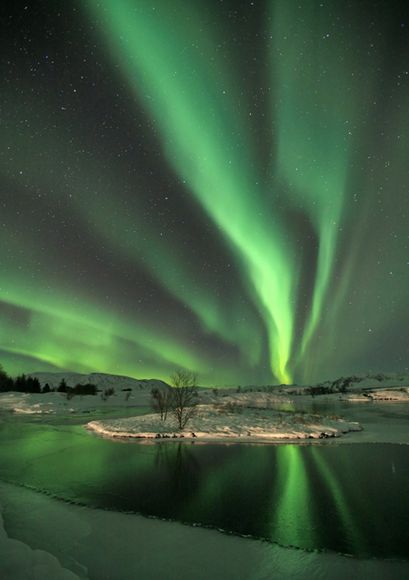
(1, 0), (408, 384)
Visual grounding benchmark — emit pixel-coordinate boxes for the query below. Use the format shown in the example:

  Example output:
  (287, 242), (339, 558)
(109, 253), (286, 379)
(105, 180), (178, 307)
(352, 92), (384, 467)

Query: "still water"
(0, 413), (408, 561)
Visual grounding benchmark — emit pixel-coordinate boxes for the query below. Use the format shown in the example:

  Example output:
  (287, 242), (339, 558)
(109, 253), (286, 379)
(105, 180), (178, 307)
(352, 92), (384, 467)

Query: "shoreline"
(1, 480), (408, 580)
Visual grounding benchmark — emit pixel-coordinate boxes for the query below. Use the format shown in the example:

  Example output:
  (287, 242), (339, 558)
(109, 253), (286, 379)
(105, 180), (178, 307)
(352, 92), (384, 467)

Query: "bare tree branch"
(170, 370), (198, 429)
(151, 387), (173, 421)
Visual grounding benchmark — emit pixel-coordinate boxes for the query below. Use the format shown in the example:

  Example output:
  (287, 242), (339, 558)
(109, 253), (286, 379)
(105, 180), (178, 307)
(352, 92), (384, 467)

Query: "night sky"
(1, 0), (408, 385)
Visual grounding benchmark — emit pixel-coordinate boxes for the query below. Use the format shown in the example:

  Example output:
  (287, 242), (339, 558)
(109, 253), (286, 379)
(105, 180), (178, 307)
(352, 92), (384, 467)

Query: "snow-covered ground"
(0, 372), (167, 414)
(363, 388), (409, 401)
(0, 388), (151, 415)
(86, 402), (361, 442)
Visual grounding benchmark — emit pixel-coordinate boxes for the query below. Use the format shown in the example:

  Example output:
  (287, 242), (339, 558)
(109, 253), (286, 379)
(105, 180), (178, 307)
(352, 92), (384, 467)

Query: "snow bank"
(0, 509), (79, 580)
(343, 388), (409, 402)
(368, 389), (409, 401)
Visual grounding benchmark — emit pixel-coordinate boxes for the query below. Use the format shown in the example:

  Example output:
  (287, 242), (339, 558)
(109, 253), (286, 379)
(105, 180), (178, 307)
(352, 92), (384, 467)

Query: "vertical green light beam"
(87, 0), (298, 383)
(271, 1), (373, 374)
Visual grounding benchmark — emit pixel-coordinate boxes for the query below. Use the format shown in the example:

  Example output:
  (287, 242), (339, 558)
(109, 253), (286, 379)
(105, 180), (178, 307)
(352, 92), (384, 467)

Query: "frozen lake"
(0, 401), (408, 579)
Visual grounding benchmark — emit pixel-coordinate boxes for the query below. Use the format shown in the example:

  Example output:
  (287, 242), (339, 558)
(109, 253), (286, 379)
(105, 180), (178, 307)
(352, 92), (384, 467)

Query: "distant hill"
(27, 371), (170, 391)
(319, 372), (409, 392)
(276, 371), (409, 396)
(26, 370), (409, 394)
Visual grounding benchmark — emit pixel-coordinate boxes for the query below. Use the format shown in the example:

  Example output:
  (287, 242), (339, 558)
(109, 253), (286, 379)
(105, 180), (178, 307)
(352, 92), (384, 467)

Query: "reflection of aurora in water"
(1, 1), (409, 384)
(271, 446), (315, 548)
(0, 418), (408, 559)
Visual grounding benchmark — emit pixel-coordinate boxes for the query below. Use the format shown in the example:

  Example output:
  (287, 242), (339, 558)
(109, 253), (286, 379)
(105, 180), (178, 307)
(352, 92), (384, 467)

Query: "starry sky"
(1, 0), (408, 385)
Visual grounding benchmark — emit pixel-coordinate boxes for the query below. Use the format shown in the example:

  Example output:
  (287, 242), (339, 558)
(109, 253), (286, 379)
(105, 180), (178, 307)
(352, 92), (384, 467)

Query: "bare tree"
(151, 387), (172, 421)
(170, 370), (198, 430)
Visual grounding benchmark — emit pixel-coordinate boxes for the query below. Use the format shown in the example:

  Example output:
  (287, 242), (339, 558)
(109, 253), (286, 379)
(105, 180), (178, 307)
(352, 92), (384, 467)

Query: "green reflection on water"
(309, 446), (367, 555)
(0, 415), (408, 560)
(271, 445), (315, 547)
(179, 445), (273, 536)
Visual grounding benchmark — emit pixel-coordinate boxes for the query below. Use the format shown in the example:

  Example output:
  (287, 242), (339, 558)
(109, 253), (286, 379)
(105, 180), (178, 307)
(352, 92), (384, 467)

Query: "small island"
(86, 375), (362, 443)
(86, 402), (362, 442)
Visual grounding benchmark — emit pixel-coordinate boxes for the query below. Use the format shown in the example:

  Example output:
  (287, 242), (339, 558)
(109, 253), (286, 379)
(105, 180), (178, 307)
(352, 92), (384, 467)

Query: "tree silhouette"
(0, 364), (13, 392)
(170, 370), (198, 430)
(43, 383), (52, 393)
(57, 378), (68, 393)
(151, 387), (172, 421)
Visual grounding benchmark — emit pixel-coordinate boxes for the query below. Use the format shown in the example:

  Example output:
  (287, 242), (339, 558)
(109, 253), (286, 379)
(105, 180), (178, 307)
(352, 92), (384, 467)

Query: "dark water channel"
(0, 413), (408, 560)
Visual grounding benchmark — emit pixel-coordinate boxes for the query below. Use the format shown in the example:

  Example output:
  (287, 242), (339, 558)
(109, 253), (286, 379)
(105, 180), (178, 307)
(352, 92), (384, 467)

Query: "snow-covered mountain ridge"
(27, 371), (169, 391)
